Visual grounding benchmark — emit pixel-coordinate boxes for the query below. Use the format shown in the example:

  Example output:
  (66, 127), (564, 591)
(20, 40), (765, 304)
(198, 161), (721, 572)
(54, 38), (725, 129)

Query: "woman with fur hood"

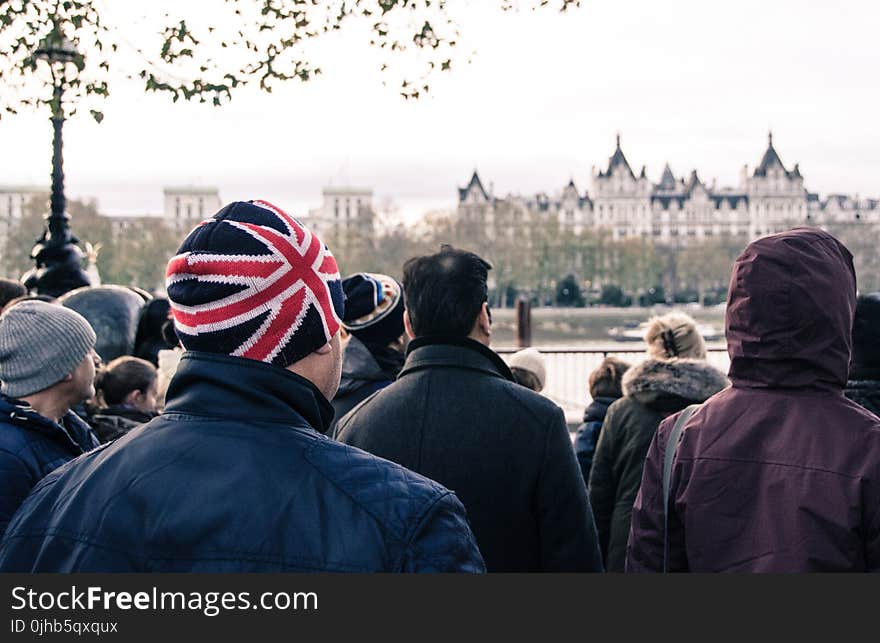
(588, 312), (728, 572)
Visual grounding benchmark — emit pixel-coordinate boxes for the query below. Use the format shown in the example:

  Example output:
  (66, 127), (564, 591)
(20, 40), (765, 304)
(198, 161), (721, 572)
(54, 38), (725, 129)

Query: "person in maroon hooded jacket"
(627, 227), (880, 572)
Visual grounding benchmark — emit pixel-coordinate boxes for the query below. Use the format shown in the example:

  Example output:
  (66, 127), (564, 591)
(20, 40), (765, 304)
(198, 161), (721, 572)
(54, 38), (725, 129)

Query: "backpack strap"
(662, 403), (701, 573)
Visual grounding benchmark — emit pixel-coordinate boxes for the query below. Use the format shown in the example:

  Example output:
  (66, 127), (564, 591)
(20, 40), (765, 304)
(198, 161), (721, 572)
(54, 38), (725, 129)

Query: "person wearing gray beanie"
(0, 300), (101, 534)
(0, 300), (98, 399)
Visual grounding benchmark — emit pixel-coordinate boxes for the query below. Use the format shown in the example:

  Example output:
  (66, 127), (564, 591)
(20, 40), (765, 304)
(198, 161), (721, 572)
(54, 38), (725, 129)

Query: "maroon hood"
(726, 227), (856, 391)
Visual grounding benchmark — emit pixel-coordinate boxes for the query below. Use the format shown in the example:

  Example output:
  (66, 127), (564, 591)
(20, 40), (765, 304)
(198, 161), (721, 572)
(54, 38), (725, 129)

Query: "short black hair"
(402, 245), (492, 338)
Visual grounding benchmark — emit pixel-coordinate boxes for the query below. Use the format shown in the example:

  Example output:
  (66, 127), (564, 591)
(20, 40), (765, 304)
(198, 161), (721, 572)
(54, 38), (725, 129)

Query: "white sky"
(1, 0), (878, 222)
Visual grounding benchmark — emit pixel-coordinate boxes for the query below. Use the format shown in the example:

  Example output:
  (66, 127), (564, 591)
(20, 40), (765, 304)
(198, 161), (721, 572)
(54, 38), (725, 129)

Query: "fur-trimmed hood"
(622, 358), (729, 405)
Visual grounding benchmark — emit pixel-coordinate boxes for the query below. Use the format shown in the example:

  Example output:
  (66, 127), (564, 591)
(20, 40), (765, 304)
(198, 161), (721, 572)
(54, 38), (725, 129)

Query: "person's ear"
(404, 309), (416, 340)
(314, 340), (333, 355)
(478, 302), (491, 337)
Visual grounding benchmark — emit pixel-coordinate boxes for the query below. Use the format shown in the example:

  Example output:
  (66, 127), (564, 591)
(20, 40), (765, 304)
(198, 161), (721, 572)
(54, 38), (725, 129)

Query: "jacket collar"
(622, 358), (729, 403)
(163, 352), (335, 433)
(584, 396), (616, 423)
(0, 395), (95, 454)
(338, 336), (385, 395)
(94, 405), (157, 424)
(400, 336), (514, 382)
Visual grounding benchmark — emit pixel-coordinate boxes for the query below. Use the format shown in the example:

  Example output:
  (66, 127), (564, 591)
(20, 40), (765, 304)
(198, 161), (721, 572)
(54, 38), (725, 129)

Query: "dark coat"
(588, 359), (728, 572)
(627, 228), (880, 572)
(845, 379), (880, 418)
(327, 336), (403, 436)
(0, 396), (99, 536)
(0, 352), (485, 573)
(89, 405), (156, 443)
(336, 336), (603, 572)
(573, 397), (617, 488)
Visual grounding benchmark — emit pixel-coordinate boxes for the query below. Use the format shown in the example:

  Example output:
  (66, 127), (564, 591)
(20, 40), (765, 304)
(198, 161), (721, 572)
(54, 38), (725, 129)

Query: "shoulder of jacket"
(303, 439), (453, 542)
(495, 379), (565, 425)
(606, 395), (650, 418)
(334, 387), (384, 436)
(0, 414), (48, 457)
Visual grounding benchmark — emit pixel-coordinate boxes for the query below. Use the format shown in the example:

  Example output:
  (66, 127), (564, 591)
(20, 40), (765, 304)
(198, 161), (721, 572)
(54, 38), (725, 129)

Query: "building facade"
(458, 133), (879, 244)
(162, 186), (223, 232)
(306, 186), (376, 254)
(0, 186), (48, 266)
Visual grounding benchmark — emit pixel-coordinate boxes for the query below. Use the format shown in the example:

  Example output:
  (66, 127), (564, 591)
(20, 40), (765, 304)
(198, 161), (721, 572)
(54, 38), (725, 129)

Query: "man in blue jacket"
(0, 300), (101, 536)
(0, 200), (485, 573)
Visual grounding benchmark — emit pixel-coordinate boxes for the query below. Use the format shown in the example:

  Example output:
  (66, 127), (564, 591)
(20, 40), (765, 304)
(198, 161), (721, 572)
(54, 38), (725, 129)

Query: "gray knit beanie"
(0, 300), (97, 398)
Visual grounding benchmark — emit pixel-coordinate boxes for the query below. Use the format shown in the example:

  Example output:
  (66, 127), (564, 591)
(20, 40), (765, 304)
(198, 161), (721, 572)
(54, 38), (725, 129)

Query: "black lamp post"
(21, 28), (92, 297)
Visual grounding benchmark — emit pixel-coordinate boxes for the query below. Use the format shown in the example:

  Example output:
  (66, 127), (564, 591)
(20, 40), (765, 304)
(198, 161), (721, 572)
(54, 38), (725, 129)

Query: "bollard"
(515, 297), (532, 348)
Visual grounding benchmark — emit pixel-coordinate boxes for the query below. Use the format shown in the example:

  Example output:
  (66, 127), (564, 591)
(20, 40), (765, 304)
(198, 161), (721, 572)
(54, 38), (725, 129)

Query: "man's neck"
(467, 329), (490, 346)
(19, 391), (70, 424)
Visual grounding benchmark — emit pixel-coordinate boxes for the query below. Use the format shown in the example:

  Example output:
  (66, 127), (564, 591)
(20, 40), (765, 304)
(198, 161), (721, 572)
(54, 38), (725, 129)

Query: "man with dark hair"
(403, 244), (492, 338)
(336, 245), (603, 572)
(0, 201), (484, 573)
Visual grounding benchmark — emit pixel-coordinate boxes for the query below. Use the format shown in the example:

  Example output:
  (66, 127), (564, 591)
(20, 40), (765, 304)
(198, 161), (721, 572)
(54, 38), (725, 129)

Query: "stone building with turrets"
(457, 133), (878, 244)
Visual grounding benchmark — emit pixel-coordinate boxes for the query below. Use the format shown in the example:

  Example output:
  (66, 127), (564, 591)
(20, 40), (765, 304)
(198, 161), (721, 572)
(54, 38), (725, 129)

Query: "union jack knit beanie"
(165, 200), (345, 368)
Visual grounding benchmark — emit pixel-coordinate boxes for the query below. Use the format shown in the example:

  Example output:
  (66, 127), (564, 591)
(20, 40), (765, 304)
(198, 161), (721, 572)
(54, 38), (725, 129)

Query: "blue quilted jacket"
(0, 352), (485, 573)
(0, 395), (99, 536)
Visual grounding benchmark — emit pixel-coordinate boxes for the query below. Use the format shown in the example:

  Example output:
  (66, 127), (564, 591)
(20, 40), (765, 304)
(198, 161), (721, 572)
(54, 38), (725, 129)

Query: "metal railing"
(496, 345), (730, 423)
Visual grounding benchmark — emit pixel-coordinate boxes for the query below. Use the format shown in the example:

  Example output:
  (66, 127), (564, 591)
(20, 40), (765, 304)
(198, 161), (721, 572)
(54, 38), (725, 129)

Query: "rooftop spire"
(605, 134), (635, 180)
(658, 163), (676, 190)
(755, 132), (787, 177)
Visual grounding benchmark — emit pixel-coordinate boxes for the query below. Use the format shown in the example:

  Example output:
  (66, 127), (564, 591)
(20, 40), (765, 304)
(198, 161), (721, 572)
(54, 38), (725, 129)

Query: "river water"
(487, 306), (730, 425)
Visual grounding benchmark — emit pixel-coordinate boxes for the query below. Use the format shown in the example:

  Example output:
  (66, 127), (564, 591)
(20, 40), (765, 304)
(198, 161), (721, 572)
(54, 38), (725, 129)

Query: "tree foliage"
(0, 0), (582, 120)
(825, 222), (880, 294)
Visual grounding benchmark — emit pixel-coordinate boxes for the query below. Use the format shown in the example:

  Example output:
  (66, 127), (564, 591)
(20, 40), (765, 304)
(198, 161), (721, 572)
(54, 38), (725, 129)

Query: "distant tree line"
(4, 198), (878, 303)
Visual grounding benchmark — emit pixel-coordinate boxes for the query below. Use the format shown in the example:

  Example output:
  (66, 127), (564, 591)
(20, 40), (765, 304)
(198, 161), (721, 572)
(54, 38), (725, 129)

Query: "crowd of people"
(0, 199), (878, 572)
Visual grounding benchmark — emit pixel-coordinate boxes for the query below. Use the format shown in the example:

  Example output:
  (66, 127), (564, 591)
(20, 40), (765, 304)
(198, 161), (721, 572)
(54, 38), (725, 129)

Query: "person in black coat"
(845, 292), (880, 417)
(0, 201), (484, 573)
(574, 356), (630, 487)
(336, 245), (603, 572)
(327, 273), (407, 436)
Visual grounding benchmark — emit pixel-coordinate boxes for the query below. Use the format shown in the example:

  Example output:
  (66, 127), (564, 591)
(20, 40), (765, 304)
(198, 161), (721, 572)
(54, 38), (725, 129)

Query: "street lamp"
(21, 27), (92, 297)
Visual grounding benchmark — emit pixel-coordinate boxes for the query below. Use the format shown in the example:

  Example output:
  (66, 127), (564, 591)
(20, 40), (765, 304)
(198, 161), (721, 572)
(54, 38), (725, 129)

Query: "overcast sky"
(1, 0), (878, 221)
